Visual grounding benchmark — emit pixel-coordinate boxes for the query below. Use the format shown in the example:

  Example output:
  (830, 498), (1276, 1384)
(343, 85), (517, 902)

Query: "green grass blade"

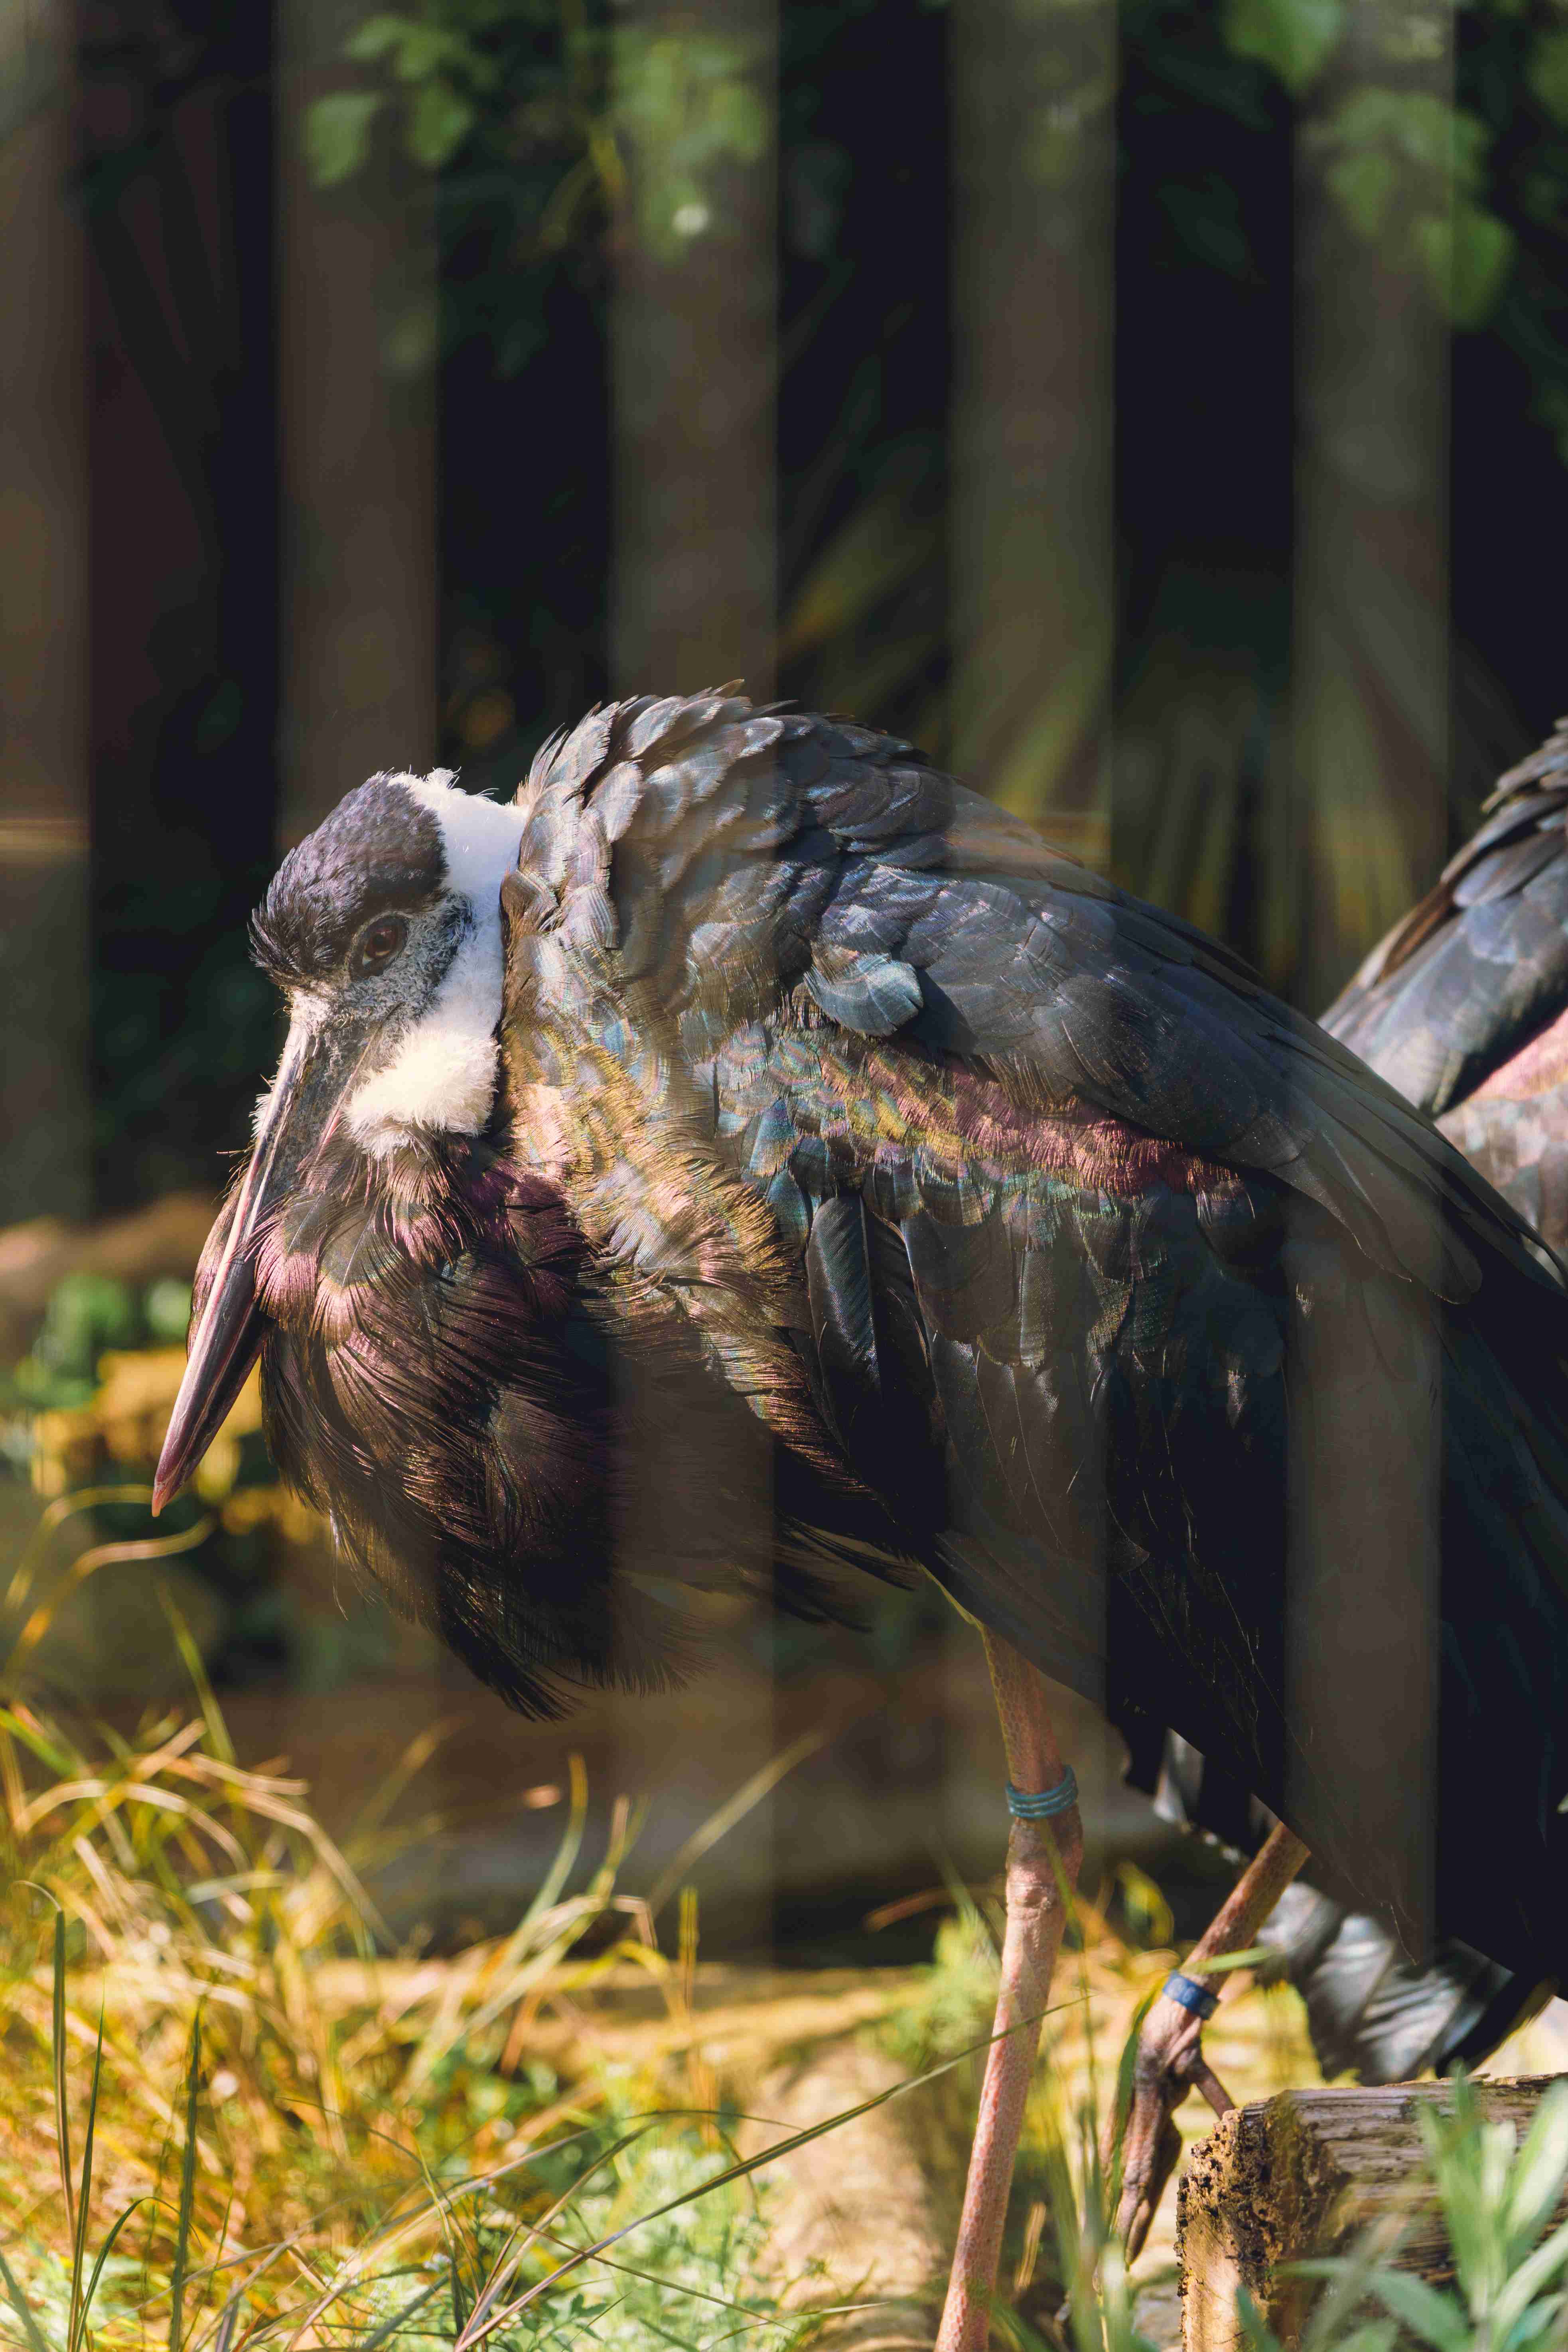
(185, 2220), (331, 2352)
(457, 2125), (656, 2346)
(1176, 1946), (1273, 1976)
(67, 2010), (106, 2352)
(1506, 2082), (1568, 2257)
(1489, 2212), (1568, 2344)
(168, 2010), (203, 2352)
(1234, 2285), (1284, 2352)
(0, 2251), (51, 2352)
(78, 2200), (150, 2346)
(52, 1906), (75, 2250)
(0, 1709), (76, 1774)
(1360, 2268), (1469, 2352)
(1286, 2237), (1415, 2352)
(448, 2250), (471, 2339)
(158, 1589), (237, 1767)
(276, 2127), (613, 2350)
(1503, 2290), (1568, 2352)
(355, 2277), (444, 2351)
(457, 1995), (1085, 2348)
(525, 2210), (861, 2324)
(513, 1750), (590, 1938)
(643, 1730), (827, 1926)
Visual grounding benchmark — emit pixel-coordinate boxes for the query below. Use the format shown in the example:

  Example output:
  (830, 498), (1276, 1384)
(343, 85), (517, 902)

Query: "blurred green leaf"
(1223, 0), (1343, 96)
(1309, 87), (1511, 322)
(1529, 28), (1568, 129)
(707, 75), (768, 166)
(407, 77), (477, 166)
(383, 298), (440, 376)
(613, 25), (769, 258)
(144, 1280), (193, 1347)
(1507, 2085), (1568, 2259)
(36, 1274), (140, 1384)
(1359, 2269), (1469, 2352)
(341, 11), (412, 64)
(1414, 202), (1515, 328)
(345, 11), (500, 89)
(305, 90), (384, 187)
(1324, 146), (1395, 238)
(391, 24), (455, 81)
(10, 1360), (92, 1410)
(1491, 2218), (1568, 2347)
(1315, 90), (1488, 188)
(0, 2251), (50, 2352)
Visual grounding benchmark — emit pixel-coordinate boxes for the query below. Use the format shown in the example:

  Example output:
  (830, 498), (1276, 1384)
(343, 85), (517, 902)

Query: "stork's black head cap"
(252, 773), (447, 985)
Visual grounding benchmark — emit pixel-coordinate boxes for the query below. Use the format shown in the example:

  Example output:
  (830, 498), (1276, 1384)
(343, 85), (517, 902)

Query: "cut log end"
(1177, 2076), (1568, 2352)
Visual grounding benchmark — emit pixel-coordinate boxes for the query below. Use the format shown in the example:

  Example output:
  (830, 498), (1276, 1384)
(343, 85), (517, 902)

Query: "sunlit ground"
(5, 1287), (1568, 2349)
(6, 1647), (1562, 2352)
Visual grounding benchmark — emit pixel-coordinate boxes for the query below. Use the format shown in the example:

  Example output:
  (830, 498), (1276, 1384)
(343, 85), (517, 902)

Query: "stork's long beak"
(153, 1016), (345, 1514)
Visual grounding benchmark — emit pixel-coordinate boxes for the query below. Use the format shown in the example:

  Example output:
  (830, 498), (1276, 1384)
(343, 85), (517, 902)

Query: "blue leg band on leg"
(1006, 1765), (1079, 1820)
(1162, 1970), (1220, 2020)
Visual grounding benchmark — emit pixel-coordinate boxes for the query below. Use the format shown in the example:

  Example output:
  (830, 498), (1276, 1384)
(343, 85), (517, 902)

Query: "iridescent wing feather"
(499, 696), (1568, 1979)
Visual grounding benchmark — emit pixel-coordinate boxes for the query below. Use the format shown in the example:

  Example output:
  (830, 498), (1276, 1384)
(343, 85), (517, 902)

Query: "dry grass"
(5, 1417), (1560, 2350)
(0, 1490), (867, 2349)
(0, 1486), (1201, 2352)
(0, 1679), (882, 2348)
(5, 1619), (1558, 2352)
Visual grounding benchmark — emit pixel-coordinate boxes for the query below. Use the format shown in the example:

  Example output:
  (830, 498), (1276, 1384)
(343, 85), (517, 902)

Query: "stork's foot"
(1113, 1979), (1236, 2260)
(1110, 1822), (1310, 2259)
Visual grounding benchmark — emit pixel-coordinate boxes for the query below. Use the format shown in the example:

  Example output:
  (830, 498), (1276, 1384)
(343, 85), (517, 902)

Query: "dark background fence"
(6, 0), (1568, 1221)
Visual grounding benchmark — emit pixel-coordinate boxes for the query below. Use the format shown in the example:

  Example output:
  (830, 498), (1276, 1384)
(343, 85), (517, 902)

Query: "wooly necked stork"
(1116, 714), (1568, 2252)
(155, 694), (1568, 2352)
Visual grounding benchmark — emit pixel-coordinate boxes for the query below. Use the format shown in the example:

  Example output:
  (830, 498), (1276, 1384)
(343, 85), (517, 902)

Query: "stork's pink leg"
(935, 1632), (1084, 2352)
(1113, 1819), (1311, 2258)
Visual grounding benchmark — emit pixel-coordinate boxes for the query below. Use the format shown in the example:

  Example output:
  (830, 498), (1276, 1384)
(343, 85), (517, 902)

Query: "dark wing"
(505, 696), (1568, 1975)
(718, 1015), (1568, 1979)
(512, 694), (1554, 1309)
(1322, 718), (1568, 1117)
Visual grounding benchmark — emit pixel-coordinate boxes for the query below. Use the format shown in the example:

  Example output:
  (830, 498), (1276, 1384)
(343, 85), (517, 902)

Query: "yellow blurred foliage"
(24, 1347), (316, 1539)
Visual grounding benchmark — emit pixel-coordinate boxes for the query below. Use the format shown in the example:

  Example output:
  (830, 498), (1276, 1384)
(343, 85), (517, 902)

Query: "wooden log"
(1178, 2077), (1568, 2352)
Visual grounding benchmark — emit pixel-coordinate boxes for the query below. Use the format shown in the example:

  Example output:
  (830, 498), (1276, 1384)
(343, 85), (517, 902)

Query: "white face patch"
(344, 773), (525, 1151)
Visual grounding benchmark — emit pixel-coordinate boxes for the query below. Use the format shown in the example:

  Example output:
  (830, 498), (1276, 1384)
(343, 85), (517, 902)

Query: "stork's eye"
(350, 913), (409, 978)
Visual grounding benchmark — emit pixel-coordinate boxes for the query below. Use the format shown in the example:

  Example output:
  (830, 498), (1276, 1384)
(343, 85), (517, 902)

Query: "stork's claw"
(1112, 1989), (1238, 2259)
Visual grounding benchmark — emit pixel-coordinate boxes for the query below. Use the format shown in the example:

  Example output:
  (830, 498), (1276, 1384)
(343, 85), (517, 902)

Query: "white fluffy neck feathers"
(345, 773), (525, 1150)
